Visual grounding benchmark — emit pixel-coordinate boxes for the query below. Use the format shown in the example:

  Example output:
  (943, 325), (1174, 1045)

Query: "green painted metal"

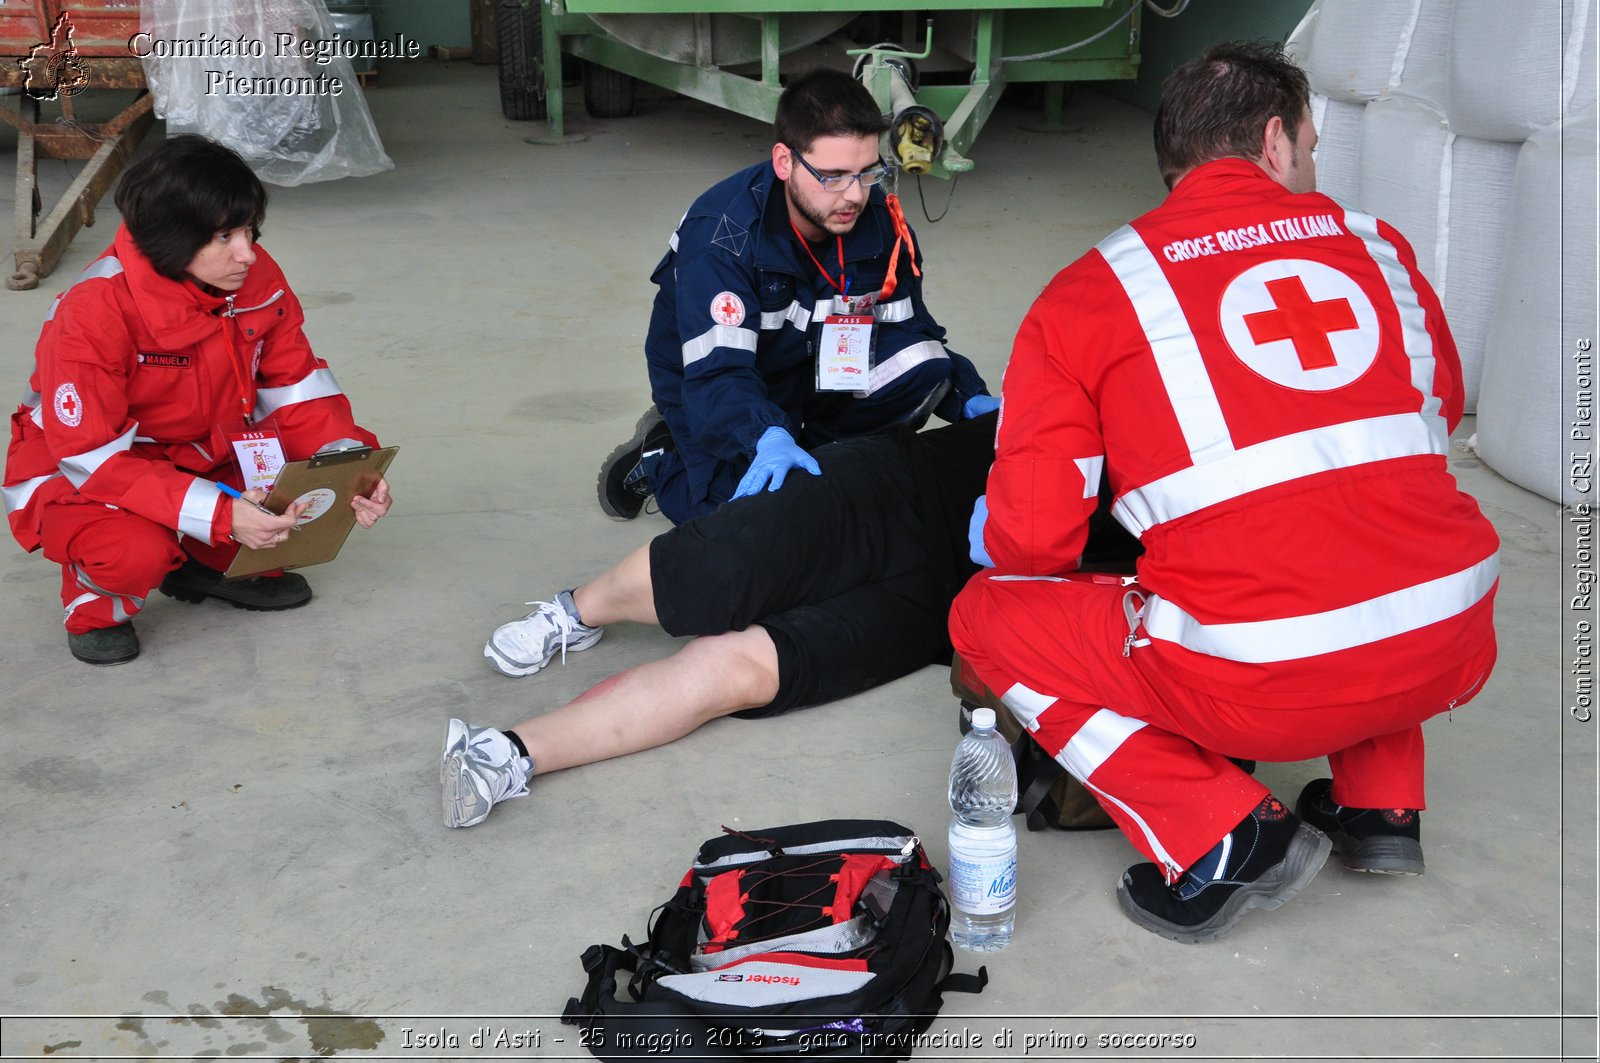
(564, 0), (1102, 10)
(568, 31), (784, 124)
(536, 1), (1143, 171)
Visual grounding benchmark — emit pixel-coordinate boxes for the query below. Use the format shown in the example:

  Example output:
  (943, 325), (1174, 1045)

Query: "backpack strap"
(939, 963), (989, 996)
(1016, 753), (1064, 833)
(562, 944), (738, 1063)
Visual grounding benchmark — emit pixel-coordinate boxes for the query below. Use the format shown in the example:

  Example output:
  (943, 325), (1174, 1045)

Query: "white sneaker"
(483, 589), (604, 677)
(441, 718), (532, 828)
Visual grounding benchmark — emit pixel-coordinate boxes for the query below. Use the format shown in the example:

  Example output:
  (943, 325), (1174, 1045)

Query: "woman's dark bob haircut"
(113, 134), (268, 280)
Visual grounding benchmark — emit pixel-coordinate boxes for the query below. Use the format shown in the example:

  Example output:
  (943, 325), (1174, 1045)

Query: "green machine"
(496, 1), (1159, 178)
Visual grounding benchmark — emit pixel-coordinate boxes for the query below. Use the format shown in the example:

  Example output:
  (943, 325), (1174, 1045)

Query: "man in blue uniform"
(598, 68), (995, 523)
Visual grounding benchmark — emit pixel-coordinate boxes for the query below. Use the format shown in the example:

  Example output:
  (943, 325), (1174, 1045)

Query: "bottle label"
(949, 850), (1017, 915)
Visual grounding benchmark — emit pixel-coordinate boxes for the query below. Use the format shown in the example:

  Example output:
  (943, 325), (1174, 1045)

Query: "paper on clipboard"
(224, 445), (398, 579)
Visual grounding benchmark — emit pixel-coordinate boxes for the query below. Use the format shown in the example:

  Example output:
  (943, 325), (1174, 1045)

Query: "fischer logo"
(745, 974), (801, 986)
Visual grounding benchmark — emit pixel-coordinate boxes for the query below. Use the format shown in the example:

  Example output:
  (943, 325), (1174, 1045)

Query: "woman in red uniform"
(3, 135), (391, 665)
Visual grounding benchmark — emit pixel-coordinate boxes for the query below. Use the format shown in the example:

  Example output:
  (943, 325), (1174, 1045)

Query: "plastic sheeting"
(1474, 109), (1598, 505)
(139, 0), (393, 186)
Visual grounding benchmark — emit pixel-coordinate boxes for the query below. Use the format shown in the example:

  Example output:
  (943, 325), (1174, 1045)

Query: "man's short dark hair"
(113, 134), (267, 280)
(1153, 40), (1312, 190)
(774, 68), (888, 155)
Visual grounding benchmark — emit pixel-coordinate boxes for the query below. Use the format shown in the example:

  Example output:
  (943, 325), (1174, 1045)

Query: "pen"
(215, 481), (298, 531)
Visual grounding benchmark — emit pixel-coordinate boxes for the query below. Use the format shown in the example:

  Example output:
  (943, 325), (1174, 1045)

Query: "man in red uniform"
(4, 136), (392, 665)
(953, 41), (1499, 943)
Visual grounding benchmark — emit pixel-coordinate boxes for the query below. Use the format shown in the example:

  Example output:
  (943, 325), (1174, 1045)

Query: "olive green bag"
(950, 655), (1116, 832)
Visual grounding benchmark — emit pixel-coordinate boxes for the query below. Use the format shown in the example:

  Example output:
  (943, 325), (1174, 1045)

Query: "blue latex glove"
(968, 494), (995, 567)
(732, 426), (822, 499)
(962, 394), (1001, 419)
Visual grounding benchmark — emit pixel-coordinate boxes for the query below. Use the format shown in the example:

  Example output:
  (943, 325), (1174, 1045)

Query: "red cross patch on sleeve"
(52, 382), (83, 427)
(710, 291), (746, 327)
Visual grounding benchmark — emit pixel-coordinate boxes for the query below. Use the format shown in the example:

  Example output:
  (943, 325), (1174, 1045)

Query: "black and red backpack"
(561, 819), (986, 1060)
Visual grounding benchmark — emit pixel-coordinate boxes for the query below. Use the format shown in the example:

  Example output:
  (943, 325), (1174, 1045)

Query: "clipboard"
(224, 445), (398, 579)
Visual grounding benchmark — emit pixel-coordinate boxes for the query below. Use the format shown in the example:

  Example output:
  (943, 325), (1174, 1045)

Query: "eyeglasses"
(787, 147), (889, 192)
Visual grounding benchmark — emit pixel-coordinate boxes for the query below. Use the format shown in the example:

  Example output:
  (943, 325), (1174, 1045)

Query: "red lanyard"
(791, 198), (920, 303)
(789, 216), (849, 295)
(217, 306), (254, 422)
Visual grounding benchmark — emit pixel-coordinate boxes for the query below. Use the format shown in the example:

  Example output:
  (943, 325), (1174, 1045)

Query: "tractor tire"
(497, 0), (545, 121)
(583, 60), (636, 118)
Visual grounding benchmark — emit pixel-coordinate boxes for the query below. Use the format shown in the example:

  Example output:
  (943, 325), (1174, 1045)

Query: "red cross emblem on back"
(1242, 275), (1359, 371)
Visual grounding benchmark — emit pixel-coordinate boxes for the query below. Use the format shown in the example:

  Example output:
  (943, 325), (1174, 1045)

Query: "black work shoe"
(1296, 778), (1424, 875)
(159, 558), (312, 611)
(597, 406), (670, 521)
(68, 622), (140, 665)
(1117, 794), (1331, 944)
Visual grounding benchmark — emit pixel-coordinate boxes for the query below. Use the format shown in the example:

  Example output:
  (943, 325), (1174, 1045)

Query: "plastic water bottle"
(947, 707), (1018, 951)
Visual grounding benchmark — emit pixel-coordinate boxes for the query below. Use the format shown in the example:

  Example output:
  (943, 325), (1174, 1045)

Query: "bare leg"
(510, 626), (779, 772)
(570, 542), (657, 626)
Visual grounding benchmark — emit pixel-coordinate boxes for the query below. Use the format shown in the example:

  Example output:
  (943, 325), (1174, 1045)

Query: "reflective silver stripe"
(1097, 225), (1234, 465)
(988, 573), (1067, 583)
(44, 257), (125, 321)
(999, 681), (1057, 733)
(1049, 712), (1180, 879)
(178, 479), (222, 543)
(1143, 552), (1500, 664)
(1345, 208), (1448, 435)
(873, 296), (914, 323)
(253, 367), (345, 421)
(759, 300), (811, 332)
(59, 424), (136, 488)
(681, 324), (757, 367)
(1058, 707), (1147, 782)
(63, 592), (98, 624)
(227, 289), (284, 315)
(868, 339), (947, 392)
(74, 563), (146, 612)
(697, 833), (916, 873)
(31, 405), (43, 428)
(1074, 455), (1105, 500)
(1112, 413), (1446, 535)
(2, 473), (58, 515)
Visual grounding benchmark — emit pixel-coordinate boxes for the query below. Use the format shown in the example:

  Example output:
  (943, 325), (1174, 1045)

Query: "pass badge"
(817, 313), (873, 393)
(228, 427), (286, 493)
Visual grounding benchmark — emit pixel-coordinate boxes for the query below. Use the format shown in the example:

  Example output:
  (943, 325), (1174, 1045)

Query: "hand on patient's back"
(732, 427), (821, 498)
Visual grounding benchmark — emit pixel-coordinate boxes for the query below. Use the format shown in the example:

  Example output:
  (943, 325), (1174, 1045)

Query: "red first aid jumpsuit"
(4, 225), (379, 634)
(951, 160), (1500, 881)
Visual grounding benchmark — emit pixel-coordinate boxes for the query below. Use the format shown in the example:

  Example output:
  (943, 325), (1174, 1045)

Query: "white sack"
(1310, 93), (1365, 206)
(1305, 0), (1451, 103)
(1446, 0), (1595, 142)
(1436, 136), (1521, 412)
(1474, 108), (1598, 505)
(1356, 67), (1451, 288)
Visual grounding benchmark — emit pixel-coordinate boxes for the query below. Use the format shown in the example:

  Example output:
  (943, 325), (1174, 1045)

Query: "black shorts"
(650, 434), (948, 717)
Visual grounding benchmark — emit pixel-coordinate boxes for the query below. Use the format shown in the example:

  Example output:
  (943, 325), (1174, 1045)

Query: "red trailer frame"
(1, 1), (155, 290)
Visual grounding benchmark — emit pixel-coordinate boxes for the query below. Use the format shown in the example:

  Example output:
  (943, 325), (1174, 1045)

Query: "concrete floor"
(1, 63), (1593, 1061)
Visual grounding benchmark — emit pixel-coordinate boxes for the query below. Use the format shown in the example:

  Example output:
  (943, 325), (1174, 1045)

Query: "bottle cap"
(971, 707), (997, 731)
